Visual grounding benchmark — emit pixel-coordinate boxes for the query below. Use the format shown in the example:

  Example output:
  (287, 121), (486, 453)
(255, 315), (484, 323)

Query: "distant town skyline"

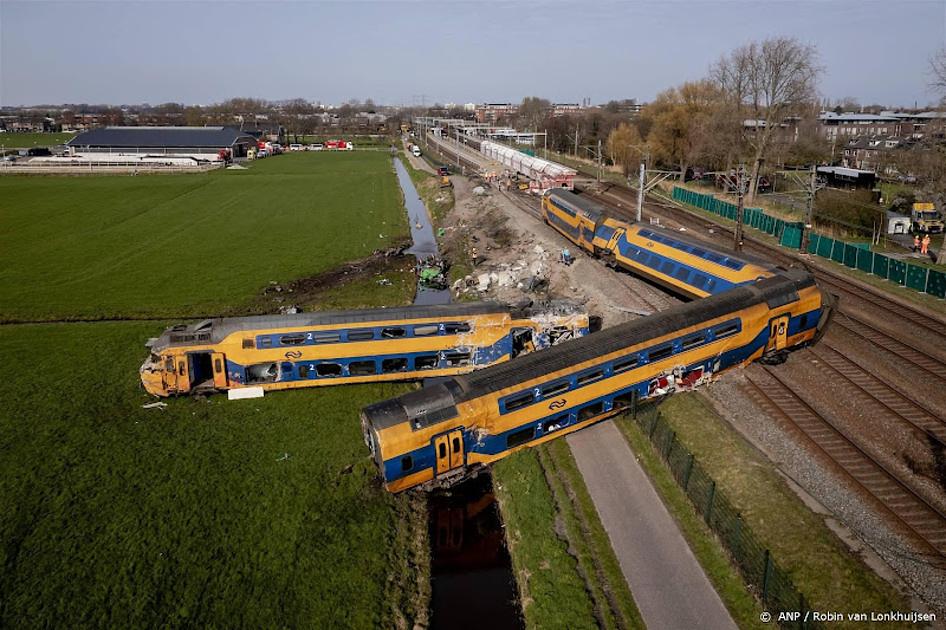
(2, 0), (944, 109)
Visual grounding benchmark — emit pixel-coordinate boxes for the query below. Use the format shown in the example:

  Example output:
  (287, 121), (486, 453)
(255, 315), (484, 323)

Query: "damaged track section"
(140, 301), (589, 397)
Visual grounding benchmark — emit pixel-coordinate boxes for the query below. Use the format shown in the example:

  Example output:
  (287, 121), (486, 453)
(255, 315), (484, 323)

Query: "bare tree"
(713, 37), (822, 201)
(931, 47), (946, 99)
(929, 48), (946, 264)
(643, 80), (721, 181)
(606, 122), (644, 177)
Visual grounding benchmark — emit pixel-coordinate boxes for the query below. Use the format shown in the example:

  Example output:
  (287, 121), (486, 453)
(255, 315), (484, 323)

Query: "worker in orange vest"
(921, 234), (931, 255)
(913, 234), (921, 252)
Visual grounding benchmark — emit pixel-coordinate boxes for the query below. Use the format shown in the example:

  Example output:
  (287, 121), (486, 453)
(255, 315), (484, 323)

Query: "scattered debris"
(228, 387), (265, 401)
(141, 401), (167, 410)
(278, 305), (299, 315)
(377, 278), (392, 286)
(276, 452), (291, 462)
(472, 186), (487, 196)
(226, 163), (247, 170)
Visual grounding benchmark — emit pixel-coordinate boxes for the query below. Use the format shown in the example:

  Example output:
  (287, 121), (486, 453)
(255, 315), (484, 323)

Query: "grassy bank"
(0, 322), (419, 627)
(0, 152), (407, 321)
(0, 150), (429, 626)
(493, 442), (644, 630)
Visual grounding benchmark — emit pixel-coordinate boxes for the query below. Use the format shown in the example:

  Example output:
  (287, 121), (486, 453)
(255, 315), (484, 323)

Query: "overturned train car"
(362, 269), (835, 492)
(141, 302), (589, 397)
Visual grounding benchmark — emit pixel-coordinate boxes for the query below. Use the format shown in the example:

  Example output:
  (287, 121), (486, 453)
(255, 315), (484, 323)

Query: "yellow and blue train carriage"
(362, 268), (835, 492)
(542, 189), (776, 298)
(141, 302), (589, 397)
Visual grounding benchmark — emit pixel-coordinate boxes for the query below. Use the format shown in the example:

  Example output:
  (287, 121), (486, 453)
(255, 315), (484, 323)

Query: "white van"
(411, 146), (421, 158)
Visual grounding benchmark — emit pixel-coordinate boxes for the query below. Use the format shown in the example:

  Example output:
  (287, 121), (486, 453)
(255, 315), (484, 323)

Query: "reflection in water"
(428, 475), (522, 630)
(392, 157), (451, 305)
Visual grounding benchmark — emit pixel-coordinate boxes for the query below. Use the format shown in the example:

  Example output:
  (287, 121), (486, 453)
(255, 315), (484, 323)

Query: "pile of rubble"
(453, 244), (553, 300)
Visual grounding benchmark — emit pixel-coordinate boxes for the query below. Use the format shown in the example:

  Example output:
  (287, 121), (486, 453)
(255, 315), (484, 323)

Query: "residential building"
(474, 103), (518, 124)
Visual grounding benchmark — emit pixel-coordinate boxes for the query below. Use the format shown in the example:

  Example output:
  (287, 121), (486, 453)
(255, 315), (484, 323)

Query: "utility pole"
(800, 164), (820, 253)
(596, 139), (602, 185)
(734, 164), (746, 253)
(456, 127), (460, 169)
(574, 126), (579, 157)
(636, 161), (645, 222)
(544, 130), (547, 160)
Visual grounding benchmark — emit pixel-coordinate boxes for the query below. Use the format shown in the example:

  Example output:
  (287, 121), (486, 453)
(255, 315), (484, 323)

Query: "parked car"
(309, 143), (324, 151)
(257, 149), (269, 158)
(289, 143), (303, 152)
(437, 166), (450, 176)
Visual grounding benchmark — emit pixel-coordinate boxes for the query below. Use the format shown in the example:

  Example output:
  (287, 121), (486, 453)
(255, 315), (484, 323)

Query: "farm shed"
(66, 126), (257, 159)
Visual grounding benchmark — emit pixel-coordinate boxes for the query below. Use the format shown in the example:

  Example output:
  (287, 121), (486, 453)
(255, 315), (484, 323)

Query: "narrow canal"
(393, 157), (522, 629)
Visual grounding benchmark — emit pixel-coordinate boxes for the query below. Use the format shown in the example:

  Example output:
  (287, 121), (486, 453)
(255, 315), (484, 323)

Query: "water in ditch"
(428, 475), (522, 630)
(393, 157), (520, 628)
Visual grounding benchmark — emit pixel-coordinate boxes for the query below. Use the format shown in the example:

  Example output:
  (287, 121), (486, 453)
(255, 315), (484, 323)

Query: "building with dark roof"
(66, 126), (257, 158)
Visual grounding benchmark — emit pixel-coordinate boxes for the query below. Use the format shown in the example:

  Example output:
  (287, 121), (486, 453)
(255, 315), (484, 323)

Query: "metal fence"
(630, 401), (821, 629)
(672, 187), (945, 300)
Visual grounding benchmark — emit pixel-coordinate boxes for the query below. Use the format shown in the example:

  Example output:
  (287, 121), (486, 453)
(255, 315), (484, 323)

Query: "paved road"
(567, 421), (738, 630)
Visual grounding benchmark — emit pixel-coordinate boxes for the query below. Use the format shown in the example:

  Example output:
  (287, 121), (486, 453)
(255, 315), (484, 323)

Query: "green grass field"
(0, 152), (407, 321)
(0, 132), (75, 148)
(0, 152), (428, 626)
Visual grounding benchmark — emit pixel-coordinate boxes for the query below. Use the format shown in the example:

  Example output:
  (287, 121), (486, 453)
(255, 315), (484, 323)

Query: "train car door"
(433, 429), (465, 476)
(173, 355), (190, 393)
(211, 352), (228, 389)
(768, 315), (790, 352)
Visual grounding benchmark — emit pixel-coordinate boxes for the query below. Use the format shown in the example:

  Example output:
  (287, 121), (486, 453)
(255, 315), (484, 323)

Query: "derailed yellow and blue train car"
(362, 268), (835, 492)
(141, 302), (589, 397)
(542, 189), (776, 298)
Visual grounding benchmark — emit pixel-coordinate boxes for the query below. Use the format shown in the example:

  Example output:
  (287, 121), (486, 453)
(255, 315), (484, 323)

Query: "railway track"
(743, 367), (946, 564)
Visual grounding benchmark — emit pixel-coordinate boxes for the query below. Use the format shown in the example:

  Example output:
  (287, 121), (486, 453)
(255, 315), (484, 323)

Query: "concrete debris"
(226, 163), (247, 170)
(472, 186), (487, 196)
(477, 273), (491, 291)
(497, 270), (516, 287)
(377, 278), (392, 286)
(533, 244), (547, 257)
(278, 305), (299, 314)
(141, 401), (167, 410)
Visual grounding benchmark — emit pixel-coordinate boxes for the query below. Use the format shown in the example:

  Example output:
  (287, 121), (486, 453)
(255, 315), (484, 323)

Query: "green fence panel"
(873, 254), (889, 279)
(888, 259), (906, 285)
(906, 265), (929, 292)
(780, 226), (802, 249)
(816, 235), (834, 259)
(807, 232), (820, 254)
(831, 240), (846, 264)
(843, 243), (859, 268)
(927, 269), (946, 298)
(856, 248), (874, 274)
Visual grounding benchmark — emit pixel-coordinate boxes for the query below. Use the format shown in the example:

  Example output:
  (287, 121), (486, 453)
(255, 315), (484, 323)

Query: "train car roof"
(157, 302), (510, 347)
(452, 268), (814, 401)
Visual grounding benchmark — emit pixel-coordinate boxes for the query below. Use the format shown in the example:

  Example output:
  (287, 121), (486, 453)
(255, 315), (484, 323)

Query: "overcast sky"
(1, 0), (944, 108)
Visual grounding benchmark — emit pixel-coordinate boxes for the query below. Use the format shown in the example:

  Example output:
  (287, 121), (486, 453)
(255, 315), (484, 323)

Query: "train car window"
(649, 345), (673, 361)
(613, 391), (637, 409)
(242, 339), (255, 349)
(707, 279), (718, 291)
(692, 275), (708, 289)
(681, 335), (705, 351)
(444, 352), (471, 367)
(347, 330), (375, 342)
(660, 260), (675, 275)
(165, 357), (175, 372)
(714, 322), (740, 339)
(576, 370), (604, 386)
(444, 322), (471, 334)
(613, 356), (638, 373)
(691, 247), (707, 257)
(313, 332), (341, 344)
(349, 361), (376, 376)
(674, 267), (690, 281)
(258, 337), (273, 348)
(415, 354), (439, 370)
(542, 380), (570, 397)
(246, 362), (278, 383)
(401, 456), (414, 472)
(298, 365), (310, 378)
(578, 401), (605, 421)
(799, 314), (808, 329)
(506, 426), (535, 448)
(315, 363), (342, 377)
(382, 358), (408, 373)
(413, 324), (440, 336)
(280, 333), (306, 345)
(214, 359), (222, 373)
(504, 391), (535, 412)
(381, 327), (406, 338)
(542, 415), (569, 433)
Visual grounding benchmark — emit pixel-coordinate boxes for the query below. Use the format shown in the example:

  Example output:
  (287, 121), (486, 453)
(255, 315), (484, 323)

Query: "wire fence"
(630, 401), (822, 629)
(672, 186), (945, 300)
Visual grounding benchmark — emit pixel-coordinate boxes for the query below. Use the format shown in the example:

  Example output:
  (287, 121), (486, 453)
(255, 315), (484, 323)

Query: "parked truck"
(911, 202), (944, 234)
